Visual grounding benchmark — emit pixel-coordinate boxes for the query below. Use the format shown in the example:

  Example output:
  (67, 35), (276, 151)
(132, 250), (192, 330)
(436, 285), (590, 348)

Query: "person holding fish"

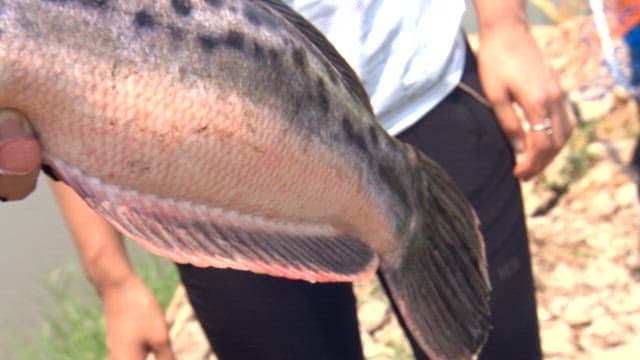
(0, 0), (574, 359)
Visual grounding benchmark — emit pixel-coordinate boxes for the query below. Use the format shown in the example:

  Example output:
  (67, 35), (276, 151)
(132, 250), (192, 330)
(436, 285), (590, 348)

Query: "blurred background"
(2, 1), (640, 359)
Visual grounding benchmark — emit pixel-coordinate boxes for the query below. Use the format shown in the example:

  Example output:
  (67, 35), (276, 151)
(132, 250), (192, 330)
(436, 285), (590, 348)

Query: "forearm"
(51, 180), (174, 359)
(50, 180), (135, 295)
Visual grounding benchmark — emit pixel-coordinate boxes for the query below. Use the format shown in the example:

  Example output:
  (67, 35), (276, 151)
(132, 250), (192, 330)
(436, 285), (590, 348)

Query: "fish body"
(0, 1), (490, 358)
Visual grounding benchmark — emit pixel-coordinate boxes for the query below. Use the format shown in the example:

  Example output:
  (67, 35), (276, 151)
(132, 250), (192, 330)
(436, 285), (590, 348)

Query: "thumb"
(0, 109), (40, 176)
(150, 343), (176, 360)
(491, 98), (526, 154)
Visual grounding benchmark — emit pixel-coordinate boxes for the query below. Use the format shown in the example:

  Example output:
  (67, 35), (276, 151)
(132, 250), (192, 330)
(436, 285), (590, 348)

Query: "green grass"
(9, 240), (180, 360)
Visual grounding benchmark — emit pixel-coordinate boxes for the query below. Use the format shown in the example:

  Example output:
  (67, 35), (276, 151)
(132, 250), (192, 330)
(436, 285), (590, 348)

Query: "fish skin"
(0, 1), (491, 358)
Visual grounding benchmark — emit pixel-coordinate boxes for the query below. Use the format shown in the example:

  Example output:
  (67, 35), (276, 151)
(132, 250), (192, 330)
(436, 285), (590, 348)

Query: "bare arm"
(50, 181), (174, 360)
(472, 0), (574, 180)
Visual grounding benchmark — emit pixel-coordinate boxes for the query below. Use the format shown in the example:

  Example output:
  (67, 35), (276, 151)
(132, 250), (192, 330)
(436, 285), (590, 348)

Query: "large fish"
(0, 0), (490, 358)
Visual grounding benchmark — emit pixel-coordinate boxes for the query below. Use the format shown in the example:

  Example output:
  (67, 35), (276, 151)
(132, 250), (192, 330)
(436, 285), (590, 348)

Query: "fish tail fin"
(379, 151), (491, 360)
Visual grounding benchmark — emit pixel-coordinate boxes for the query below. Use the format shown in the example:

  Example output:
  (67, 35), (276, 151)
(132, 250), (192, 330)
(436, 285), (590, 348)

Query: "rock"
(587, 339), (640, 360)
(358, 299), (389, 336)
(541, 322), (575, 356)
(585, 224), (615, 250)
(614, 183), (637, 209)
(547, 264), (580, 291)
(581, 261), (627, 288)
(589, 191), (617, 219)
(538, 306), (553, 322)
(618, 311), (640, 328)
(523, 184), (558, 217)
(563, 295), (601, 326)
(610, 287), (640, 314)
(579, 316), (627, 350)
(170, 321), (215, 360)
(548, 296), (571, 317)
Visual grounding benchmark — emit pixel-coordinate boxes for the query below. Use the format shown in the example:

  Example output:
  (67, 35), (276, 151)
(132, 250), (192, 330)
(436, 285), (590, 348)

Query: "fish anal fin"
(46, 155), (378, 282)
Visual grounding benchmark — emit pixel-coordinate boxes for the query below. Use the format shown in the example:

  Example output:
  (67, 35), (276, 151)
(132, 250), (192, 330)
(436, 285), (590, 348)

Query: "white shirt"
(285, 0), (467, 135)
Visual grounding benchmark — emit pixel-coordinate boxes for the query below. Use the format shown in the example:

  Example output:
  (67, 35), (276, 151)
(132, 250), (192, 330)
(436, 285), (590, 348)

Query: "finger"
(108, 344), (147, 360)
(553, 94), (576, 145)
(0, 110), (40, 176)
(513, 130), (555, 180)
(491, 96), (527, 154)
(0, 109), (32, 140)
(0, 167), (39, 200)
(0, 110), (41, 200)
(151, 342), (176, 360)
(515, 100), (572, 180)
(0, 137), (41, 176)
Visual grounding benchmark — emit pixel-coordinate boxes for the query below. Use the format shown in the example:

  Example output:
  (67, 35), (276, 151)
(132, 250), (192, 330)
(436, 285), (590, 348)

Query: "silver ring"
(531, 118), (553, 134)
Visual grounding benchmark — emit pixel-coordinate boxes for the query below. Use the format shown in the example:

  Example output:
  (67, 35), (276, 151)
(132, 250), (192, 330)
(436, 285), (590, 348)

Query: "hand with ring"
(475, 17), (575, 180)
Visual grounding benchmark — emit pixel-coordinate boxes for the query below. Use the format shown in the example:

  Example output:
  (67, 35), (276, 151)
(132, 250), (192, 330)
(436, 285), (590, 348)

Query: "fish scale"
(0, 1), (491, 359)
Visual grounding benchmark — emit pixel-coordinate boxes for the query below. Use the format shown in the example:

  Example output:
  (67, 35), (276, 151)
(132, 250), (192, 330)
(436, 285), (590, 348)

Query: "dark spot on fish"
(323, 60), (339, 85)
(134, 10), (154, 28)
(342, 117), (368, 153)
(225, 30), (245, 51)
(197, 34), (221, 51)
(368, 125), (379, 147)
(0, 197), (7, 203)
(292, 47), (306, 70)
(178, 65), (189, 81)
(204, 0), (223, 8)
(195, 125), (208, 134)
(317, 77), (329, 114)
(197, 32), (248, 53)
(229, 5), (238, 13)
(43, 0), (108, 9)
(110, 60), (119, 89)
(243, 4), (278, 28)
(253, 41), (265, 61)
(169, 25), (185, 41)
(79, 0), (108, 8)
(342, 117), (354, 137)
(171, 0), (192, 16)
(268, 48), (280, 64)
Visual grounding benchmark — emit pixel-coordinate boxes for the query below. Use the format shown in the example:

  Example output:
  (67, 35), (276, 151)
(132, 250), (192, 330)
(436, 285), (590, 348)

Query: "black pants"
(176, 46), (542, 360)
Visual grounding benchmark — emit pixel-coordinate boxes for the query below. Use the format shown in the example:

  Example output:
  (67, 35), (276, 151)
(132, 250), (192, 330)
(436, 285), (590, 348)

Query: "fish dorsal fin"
(47, 156), (378, 282)
(254, 0), (374, 114)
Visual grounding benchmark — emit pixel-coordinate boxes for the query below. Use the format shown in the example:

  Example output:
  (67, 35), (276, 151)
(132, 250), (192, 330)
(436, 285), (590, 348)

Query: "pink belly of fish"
(0, 41), (394, 257)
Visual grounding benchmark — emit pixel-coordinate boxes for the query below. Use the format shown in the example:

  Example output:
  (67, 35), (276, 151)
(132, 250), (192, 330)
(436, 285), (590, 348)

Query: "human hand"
(101, 276), (175, 360)
(0, 109), (41, 200)
(476, 25), (574, 180)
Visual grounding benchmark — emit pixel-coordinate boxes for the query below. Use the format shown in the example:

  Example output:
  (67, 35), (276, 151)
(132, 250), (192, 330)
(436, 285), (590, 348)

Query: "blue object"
(624, 24), (640, 86)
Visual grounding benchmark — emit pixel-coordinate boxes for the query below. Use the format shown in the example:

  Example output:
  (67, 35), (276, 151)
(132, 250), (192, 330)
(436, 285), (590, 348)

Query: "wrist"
(474, 0), (528, 39)
(478, 18), (529, 43)
(87, 264), (138, 298)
